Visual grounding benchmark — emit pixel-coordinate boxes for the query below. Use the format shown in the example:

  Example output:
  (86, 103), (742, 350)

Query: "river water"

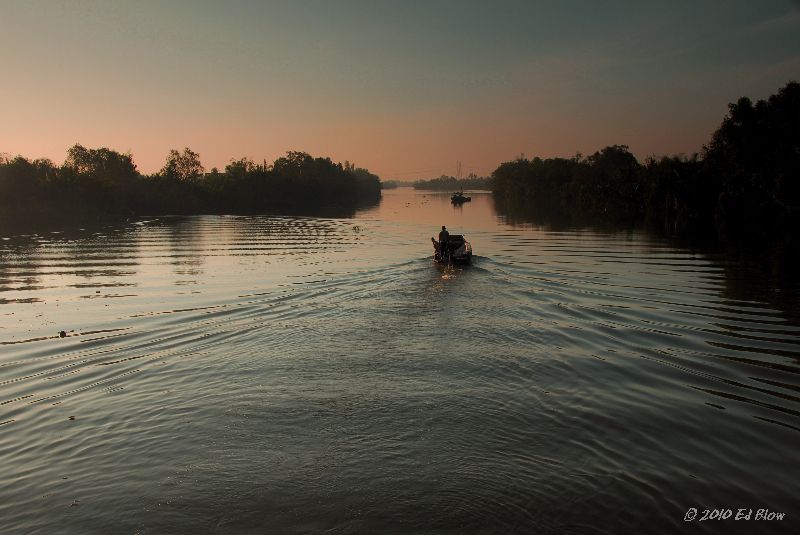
(1, 188), (798, 534)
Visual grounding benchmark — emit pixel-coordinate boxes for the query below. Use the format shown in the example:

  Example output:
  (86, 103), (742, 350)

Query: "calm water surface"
(1, 189), (798, 534)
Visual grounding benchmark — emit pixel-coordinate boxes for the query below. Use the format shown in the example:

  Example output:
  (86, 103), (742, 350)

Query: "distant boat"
(451, 191), (471, 203)
(431, 234), (472, 264)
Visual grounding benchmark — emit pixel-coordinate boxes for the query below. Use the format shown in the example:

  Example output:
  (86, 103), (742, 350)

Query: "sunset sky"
(2, 0), (798, 180)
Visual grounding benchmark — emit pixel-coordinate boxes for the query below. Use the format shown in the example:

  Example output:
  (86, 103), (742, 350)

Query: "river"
(1, 188), (798, 533)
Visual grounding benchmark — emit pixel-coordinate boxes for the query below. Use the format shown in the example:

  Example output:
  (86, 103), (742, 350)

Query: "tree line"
(492, 81), (800, 243)
(413, 174), (491, 191)
(0, 148), (381, 227)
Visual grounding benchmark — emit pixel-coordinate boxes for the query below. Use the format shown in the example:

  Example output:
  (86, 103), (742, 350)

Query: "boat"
(431, 234), (473, 264)
(451, 191), (471, 203)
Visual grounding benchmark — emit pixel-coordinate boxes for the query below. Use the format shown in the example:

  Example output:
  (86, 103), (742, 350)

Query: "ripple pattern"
(1, 195), (798, 534)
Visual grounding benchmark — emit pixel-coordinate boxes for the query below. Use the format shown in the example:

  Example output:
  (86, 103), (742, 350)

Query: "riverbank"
(491, 81), (800, 246)
(0, 149), (381, 231)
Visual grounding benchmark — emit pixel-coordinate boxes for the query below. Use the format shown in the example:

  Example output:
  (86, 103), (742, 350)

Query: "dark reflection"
(494, 193), (800, 329)
(715, 245), (800, 328)
(257, 194), (381, 219)
(450, 202), (465, 215)
(157, 217), (207, 279)
(0, 223), (143, 304)
(65, 227), (141, 282)
(493, 192), (644, 232)
(0, 233), (45, 296)
(0, 191), (798, 534)
(219, 214), (357, 260)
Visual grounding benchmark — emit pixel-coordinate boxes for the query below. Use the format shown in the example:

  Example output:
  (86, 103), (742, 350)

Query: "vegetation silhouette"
(492, 81), (800, 245)
(0, 149), (381, 229)
(379, 180), (408, 189)
(413, 174), (491, 191)
(3, 81), (796, 241)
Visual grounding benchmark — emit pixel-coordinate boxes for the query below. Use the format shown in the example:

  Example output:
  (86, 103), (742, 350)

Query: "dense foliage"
(413, 174), (491, 191)
(379, 180), (411, 189)
(0, 148), (381, 227)
(492, 81), (800, 243)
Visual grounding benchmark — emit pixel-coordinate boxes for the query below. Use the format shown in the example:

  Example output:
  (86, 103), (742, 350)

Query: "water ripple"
(0, 205), (798, 533)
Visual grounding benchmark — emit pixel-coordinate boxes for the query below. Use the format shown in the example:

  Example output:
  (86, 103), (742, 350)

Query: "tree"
(64, 144), (138, 182)
(703, 81), (800, 238)
(225, 157), (257, 179)
(161, 147), (204, 182)
(272, 151), (313, 179)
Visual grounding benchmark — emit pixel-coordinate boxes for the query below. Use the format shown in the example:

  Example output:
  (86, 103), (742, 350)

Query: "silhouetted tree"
(703, 81), (800, 240)
(160, 147), (204, 182)
(64, 144), (137, 181)
(491, 81), (800, 243)
(413, 174), (491, 191)
(1, 145), (381, 227)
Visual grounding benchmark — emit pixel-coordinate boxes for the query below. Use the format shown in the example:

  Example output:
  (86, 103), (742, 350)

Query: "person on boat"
(438, 225), (449, 259)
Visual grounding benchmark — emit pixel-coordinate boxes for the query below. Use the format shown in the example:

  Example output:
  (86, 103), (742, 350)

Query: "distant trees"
(492, 147), (709, 229)
(0, 146), (382, 228)
(492, 81), (800, 243)
(413, 173), (491, 191)
(492, 146), (647, 223)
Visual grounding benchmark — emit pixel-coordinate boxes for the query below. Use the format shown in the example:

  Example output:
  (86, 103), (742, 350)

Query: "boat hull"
(432, 235), (472, 264)
(450, 191), (471, 203)
(434, 252), (471, 264)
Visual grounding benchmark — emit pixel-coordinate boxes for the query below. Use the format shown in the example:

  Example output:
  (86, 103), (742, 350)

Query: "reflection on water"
(0, 189), (798, 534)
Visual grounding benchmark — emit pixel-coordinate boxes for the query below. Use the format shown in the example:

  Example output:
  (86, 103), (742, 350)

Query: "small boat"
(431, 234), (473, 264)
(451, 191), (471, 203)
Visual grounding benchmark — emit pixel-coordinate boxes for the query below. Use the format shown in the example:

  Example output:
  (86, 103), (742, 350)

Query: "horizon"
(2, 0), (799, 180)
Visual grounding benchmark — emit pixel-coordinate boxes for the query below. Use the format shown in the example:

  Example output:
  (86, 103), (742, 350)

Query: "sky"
(1, 0), (799, 180)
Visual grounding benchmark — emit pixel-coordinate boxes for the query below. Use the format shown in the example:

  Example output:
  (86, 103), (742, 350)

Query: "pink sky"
(2, 1), (798, 179)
